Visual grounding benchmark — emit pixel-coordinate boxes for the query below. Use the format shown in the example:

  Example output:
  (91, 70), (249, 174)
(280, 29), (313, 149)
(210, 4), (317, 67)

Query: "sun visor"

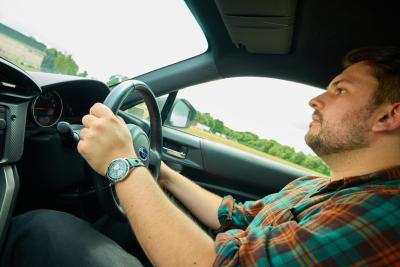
(214, 0), (297, 54)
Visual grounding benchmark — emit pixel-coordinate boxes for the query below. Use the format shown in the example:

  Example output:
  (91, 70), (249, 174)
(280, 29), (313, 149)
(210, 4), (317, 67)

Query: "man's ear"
(372, 102), (400, 132)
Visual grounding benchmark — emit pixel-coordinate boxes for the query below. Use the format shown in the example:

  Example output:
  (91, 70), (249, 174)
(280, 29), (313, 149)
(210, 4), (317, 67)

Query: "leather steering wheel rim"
(92, 79), (162, 220)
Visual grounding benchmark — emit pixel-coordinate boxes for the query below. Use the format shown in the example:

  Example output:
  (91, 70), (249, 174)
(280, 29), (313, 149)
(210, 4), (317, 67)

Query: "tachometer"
(31, 91), (63, 127)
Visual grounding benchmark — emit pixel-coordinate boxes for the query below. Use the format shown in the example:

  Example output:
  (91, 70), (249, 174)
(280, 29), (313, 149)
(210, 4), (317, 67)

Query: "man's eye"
(336, 88), (347, 95)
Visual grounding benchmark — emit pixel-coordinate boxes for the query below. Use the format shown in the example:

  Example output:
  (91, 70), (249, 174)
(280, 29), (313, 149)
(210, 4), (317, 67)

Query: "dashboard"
(0, 58), (111, 253)
(26, 73), (110, 130)
(0, 57), (41, 253)
(19, 73), (111, 192)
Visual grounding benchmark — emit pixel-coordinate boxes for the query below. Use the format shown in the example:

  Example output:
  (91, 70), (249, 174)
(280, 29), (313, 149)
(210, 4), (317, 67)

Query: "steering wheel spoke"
(148, 148), (161, 179)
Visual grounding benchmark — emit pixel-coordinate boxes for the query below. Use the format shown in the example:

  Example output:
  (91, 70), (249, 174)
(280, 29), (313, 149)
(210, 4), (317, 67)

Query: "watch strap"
(106, 157), (145, 183)
(126, 158), (145, 169)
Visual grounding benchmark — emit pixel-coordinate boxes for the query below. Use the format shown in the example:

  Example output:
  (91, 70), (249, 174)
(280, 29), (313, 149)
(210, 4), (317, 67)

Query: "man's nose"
(308, 93), (325, 110)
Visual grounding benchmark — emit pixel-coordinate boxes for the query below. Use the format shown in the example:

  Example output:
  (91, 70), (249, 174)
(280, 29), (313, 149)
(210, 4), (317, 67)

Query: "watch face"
(107, 159), (129, 181)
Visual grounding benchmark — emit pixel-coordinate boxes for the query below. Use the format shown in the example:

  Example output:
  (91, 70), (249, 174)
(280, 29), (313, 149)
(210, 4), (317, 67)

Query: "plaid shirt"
(214, 166), (400, 266)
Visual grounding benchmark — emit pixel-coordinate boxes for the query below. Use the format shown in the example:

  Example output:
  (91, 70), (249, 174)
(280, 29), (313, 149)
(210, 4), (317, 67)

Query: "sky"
(0, 0), (325, 155)
(179, 78), (323, 155)
(0, 0), (208, 81)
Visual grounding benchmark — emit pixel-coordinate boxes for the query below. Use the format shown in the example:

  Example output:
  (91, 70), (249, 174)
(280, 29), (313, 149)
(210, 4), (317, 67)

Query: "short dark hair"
(342, 46), (400, 106)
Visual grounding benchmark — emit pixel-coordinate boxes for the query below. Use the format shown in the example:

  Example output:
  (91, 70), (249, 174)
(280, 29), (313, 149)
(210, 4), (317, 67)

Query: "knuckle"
(107, 115), (119, 124)
(89, 103), (101, 114)
(79, 128), (87, 139)
(82, 115), (89, 125)
(89, 106), (95, 115)
(77, 141), (85, 154)
(116, 116), (125, 123)
(92, 120), (104, 130)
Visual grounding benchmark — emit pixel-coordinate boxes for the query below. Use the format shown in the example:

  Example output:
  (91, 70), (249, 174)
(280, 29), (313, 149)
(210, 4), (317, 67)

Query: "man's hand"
(157, 161), (222, 230)
(77, 103), (136, 176)
(157, 161), (173, 189)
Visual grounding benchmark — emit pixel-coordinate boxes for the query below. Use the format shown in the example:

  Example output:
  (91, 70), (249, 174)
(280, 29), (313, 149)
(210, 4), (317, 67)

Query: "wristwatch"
(106, 158), (145, 183)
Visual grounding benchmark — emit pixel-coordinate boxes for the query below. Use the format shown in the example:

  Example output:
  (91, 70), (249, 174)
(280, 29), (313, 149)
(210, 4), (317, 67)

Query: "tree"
(268, 145), (282, 157)
(195, 112), (210, 126)
(107, 74), (128, 86)
(301, 156), (329, 175)
(202, 113), (215, 129)
(263, 139), (278, 153)
(41, 48), (58, 71)
(283, 146), (296, 160)
(41, 48), (87, 77)
(247, 139), (265, 151)
(78, 70), (88, 77)
(237, 132), (259, 144)
(54, 54), (78, 75)
(192, 110), (330, 175)
(212, 119), (224, 133)
(289, 152), (307, 165)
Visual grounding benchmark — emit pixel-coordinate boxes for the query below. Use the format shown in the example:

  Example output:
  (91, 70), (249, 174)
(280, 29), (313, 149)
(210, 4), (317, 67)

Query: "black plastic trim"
(0, 165), (19, 255)
(0, 101), (29, 163)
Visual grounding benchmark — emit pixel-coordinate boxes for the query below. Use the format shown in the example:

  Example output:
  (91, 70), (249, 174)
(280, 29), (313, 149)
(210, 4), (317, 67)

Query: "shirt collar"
(312, 165), (400, 196)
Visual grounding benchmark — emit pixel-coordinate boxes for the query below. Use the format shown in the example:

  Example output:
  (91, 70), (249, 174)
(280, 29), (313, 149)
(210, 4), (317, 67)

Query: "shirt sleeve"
(217, 195), (265, 231)
(213, 190), (400, 267)
(217, 176), (324, 232)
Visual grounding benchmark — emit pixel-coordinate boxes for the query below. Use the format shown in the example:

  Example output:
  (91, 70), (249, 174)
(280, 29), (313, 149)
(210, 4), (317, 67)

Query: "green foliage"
(41, 48), (87, 76)
(237, 132), (259, 144)
(78, 70), (88, 77)
(193, 111), (330, 176)
(40, 48), (57, 71)
(106, 74), (129, 86)
(302, 156), (330, 175)
(213, 119), (224, 133)
(290, 151), (307, 165)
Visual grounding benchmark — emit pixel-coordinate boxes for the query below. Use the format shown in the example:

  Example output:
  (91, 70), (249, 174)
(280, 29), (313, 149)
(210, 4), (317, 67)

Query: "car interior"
(1, 0), (400, 264)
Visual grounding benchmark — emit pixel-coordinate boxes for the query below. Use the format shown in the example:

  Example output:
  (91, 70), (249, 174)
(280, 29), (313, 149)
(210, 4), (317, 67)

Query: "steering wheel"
(92, 79), (162, 220)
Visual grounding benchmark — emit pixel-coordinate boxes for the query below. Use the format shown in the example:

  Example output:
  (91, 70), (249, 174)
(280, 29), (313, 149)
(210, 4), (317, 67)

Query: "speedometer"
(31, 91), (63, 127)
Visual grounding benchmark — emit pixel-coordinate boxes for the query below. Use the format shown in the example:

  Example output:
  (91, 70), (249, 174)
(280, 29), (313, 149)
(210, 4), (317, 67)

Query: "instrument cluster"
(30, 90), (87, 127)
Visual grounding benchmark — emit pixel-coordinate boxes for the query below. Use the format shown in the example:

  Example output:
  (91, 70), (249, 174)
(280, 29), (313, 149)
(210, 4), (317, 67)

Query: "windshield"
(0, 0), (208, 85)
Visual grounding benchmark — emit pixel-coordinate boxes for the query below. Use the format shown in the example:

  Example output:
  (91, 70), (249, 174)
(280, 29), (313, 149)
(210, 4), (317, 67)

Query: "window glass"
(0, 0), (207, 85)
(178, 77), (329, 175)
(125, 77), (330, 176)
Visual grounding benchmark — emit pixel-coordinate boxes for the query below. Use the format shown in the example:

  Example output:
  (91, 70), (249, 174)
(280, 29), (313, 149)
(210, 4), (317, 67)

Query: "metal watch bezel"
(106, 158), (130, 182)
(106, 157), (144, 183)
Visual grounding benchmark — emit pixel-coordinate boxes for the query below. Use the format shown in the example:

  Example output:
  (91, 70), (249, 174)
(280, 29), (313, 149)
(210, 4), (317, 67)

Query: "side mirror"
(165, 99), (196, 128)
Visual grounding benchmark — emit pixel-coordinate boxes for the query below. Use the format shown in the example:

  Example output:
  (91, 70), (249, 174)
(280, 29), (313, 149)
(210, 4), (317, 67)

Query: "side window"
(126, 102), (148, 120)
(126, 77), (330, 176)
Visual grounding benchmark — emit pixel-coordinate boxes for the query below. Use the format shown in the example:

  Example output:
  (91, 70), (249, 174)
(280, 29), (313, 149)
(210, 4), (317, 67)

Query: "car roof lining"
(190, 0), (400, 88)
(214, 0), (297, 54)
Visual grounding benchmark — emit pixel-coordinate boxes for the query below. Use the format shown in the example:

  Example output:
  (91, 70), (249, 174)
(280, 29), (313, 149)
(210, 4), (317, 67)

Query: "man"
(78, 45), (400, 266)
(3, 46), (400, 266)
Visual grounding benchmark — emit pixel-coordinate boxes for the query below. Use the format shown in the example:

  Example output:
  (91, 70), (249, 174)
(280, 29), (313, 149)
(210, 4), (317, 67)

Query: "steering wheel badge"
(138, 147), (148, 160)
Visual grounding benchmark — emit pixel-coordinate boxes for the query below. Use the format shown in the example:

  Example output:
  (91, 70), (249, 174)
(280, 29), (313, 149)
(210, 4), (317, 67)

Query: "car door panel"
(162, 127), (203, 170)
(162, 127), (312, 202)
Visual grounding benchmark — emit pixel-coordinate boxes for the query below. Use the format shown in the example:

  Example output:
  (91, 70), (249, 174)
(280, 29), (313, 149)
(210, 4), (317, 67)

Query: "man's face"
(305, 61), (379, 157)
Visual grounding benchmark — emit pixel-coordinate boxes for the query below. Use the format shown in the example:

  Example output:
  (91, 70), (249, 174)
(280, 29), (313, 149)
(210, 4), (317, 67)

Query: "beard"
(305, 103), (376, 157)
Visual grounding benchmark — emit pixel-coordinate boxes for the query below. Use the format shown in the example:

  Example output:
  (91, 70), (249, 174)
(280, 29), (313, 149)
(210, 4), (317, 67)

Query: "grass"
(182, 127), (324, 176)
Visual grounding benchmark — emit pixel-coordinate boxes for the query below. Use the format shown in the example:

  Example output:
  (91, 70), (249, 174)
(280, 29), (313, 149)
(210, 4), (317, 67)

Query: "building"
(196, 123), (210, 132)
(0, 23), (46, 70)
